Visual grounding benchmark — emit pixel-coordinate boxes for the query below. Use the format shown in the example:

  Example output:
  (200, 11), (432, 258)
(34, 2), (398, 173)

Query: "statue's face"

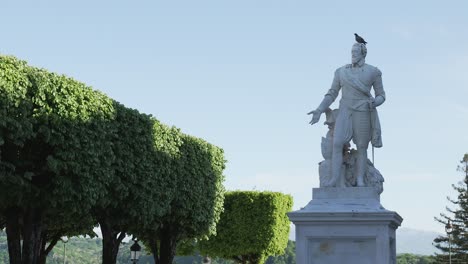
(351, 46), (363, 64)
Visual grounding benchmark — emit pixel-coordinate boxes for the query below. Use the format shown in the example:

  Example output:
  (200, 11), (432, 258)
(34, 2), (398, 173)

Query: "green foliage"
(0, 56), (32, 148)
(434, 154), (468, 262)
(168, 134), (226, 238)
(0, 54), (116, 208)
(0, 55), (116, 248)
(0, 54), (227, 263)
(135, 133), (226, 263)
(0, 56), (36, 207)
(199, 191), (293, 264)
(38, 63), (116, 209)
(0, 230), (230, 264)
(93, 105), (181, 230)
(30, 68), (117, 237)
(396, 253), (436, 264)
(0, 230), (439, 264)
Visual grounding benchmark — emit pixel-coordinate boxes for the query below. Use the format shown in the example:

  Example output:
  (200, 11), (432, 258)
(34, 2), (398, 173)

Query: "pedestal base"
(288, 187), (403, 264)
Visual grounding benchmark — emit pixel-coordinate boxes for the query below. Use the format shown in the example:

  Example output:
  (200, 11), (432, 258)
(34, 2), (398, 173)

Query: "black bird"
(354, 33), (367, 45)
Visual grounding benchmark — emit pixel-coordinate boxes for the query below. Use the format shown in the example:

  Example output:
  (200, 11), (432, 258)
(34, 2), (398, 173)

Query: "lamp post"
(130, 239), (142, 264)
(203, 256), (211, 264)
(445, 220), (452, 264)
(60, 236), (68, 264)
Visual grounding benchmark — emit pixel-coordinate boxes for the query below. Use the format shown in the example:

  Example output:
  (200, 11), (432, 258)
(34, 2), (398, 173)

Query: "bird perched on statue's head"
(354, 33), (367, 45)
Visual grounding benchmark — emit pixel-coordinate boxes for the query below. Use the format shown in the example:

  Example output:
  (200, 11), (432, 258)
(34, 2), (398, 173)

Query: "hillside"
(0, 230), (437, 263)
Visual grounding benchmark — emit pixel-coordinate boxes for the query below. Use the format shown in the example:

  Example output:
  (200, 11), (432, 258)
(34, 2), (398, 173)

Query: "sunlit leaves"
(0, 55), (227, 264)
(199, 191), (293, 264)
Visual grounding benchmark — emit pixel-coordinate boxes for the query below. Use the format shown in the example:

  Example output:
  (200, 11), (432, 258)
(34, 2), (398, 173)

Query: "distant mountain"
(288, 225), (441, 256)
(397, 228), (441, 256)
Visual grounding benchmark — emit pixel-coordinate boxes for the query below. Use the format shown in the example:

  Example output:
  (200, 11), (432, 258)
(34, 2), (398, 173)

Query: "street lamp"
(203, 256), (211, 264)
(445, 220), (453, 264)
(130, 239), (142, 263)
(60, 236), (68, 264)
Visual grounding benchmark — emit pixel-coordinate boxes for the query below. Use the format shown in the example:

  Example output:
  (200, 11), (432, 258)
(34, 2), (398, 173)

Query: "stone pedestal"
(288, 187), (403, 264)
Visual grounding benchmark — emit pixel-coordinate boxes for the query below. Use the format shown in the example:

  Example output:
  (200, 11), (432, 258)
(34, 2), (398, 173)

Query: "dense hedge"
(170, 134), (226, 238)
(135, 133), (226, 264)
(0, 55), (120, 263)
(0, 55), (116, 218)
(0, 55), (226, 264)
(200, 191), (293, 264)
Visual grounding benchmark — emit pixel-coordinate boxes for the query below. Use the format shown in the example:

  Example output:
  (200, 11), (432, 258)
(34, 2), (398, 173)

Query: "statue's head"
(351, 43), (367, 64)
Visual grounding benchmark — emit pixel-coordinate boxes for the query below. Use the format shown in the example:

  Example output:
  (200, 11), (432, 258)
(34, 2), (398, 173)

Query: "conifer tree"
(433, 154), (468, 263)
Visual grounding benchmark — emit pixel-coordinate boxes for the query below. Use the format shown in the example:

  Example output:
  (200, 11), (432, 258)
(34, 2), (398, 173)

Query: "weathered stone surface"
(308, 42), (386, 189)
(297, 39), (402, 263)
(289, 188), (402, 264)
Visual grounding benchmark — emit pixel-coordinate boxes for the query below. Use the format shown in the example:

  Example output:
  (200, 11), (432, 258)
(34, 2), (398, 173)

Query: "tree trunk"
(37, 240), (47, 264)
(37, 233), (60, 264)
(21, 207), (44, 264)
(249, 254), (262, 264)
(233, 256), (244, 264)
(37, 239), (47, 264)
(6, 207), (47, 264)
(159, 225), (177, 264)
(150, 238), (160, 264)
(99, 219), (126, 264)
(5, 208), (22, 264)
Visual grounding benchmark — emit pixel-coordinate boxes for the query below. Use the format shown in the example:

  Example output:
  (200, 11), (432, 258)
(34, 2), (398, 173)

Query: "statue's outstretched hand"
(307, 109), (321, 125)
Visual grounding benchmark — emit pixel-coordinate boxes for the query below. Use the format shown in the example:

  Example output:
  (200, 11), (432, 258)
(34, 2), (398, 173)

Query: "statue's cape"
(339, 68), (383, 148)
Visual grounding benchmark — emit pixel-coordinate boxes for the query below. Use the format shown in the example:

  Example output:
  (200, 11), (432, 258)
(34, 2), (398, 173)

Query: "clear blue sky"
(2, 0), (468, 233)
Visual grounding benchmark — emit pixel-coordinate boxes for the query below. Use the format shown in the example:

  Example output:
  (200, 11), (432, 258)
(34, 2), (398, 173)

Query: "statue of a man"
(308, 42), (385, 187)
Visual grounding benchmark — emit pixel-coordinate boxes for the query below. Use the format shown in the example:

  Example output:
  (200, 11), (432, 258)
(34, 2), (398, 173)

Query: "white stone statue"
(308, 42), (385, 188)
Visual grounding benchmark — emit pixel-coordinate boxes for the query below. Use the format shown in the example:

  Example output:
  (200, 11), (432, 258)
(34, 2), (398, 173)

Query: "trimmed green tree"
(136, 133), (226, 264)
(94, 109), (182, 264)
(0, 54), (227, 264)
(199, 191), (293, 264)
(0, 55), (116, 264)
(434, 154), (468, 262)
(28, 66), (116, 264)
